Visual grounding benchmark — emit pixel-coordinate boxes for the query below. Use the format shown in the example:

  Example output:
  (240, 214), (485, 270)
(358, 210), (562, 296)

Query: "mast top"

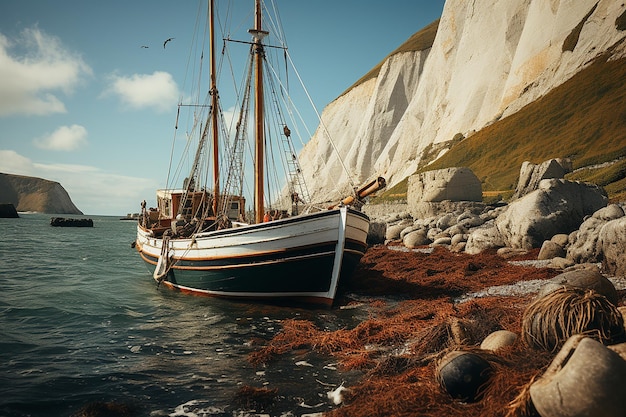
(248, 29), (269, 42)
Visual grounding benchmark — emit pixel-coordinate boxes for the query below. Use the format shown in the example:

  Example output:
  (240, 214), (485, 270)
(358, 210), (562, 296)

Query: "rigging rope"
(284, 51), (356, 192)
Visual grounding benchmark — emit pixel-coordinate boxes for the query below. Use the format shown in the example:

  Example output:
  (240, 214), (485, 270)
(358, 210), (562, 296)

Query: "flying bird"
(163, 37), (175, 49)
(140, 45), (149, 48)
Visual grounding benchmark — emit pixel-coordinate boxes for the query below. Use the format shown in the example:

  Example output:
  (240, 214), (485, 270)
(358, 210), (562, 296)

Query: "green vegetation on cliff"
(340, 19), (440, 98)
(376, 51), (626, 203)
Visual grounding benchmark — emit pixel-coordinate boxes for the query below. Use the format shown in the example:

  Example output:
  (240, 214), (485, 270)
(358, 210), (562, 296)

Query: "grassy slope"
(377, 50), (626, 203)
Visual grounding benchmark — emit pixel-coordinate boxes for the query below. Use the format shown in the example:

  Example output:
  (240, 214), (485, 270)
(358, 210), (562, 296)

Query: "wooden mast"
(251, 0), (267, 223)
(209, 0), (220, 217)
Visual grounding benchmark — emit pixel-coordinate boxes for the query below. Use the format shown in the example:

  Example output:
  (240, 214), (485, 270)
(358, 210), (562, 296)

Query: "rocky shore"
(248, 161), (626, 417)
(74, 237), (625, 415)
(365, 160), (626, 277)
(247, 246), (625, 417)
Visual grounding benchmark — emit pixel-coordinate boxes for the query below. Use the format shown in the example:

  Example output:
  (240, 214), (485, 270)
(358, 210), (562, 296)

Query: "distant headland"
(0, 172), (83, 214)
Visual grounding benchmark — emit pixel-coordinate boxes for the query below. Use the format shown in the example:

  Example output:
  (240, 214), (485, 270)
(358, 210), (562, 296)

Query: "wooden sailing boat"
(135, 0), (385, 306)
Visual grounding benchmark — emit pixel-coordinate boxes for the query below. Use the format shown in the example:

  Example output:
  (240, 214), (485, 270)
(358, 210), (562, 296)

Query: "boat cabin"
(142, 189), (246, 236)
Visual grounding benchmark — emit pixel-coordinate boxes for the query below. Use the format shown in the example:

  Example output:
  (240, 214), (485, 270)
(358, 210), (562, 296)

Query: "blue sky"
(0, 0), (444, 215)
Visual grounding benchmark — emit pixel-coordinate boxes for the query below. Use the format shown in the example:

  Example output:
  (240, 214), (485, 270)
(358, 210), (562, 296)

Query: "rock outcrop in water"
(0, 172), (83, 214)
(50, 217), (93, 227)
(0, 203), (19, 218)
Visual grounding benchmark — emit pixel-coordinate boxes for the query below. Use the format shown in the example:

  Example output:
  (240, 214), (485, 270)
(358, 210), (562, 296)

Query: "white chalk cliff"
(298, 0), (626, 203)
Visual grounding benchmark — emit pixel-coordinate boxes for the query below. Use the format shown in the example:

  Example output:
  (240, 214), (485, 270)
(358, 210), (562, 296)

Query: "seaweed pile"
(248, 245), (626, 417)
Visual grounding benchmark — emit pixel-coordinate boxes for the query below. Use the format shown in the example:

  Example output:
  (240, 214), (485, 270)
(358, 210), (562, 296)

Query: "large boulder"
(567, 204), (625, 264)
(494, 179), (607, 249)
(407, 167), (482, 204)
(567, 217), (605, 264)
(465, 223), (506, 254)
(599, 216), (626, 276)
(512, 158), (572, 200)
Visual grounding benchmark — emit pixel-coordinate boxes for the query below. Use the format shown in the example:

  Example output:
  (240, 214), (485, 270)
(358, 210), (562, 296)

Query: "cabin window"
(158, 197), (171, 218)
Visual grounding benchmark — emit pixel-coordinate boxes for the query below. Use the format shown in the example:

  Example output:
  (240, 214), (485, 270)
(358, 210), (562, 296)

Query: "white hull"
(136, 206), (369, 305)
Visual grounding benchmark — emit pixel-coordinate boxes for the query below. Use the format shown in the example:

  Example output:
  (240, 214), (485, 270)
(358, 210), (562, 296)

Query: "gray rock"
(451, 241), (467, 252)
(385, 223), (407, 241)
(400, 224), (421, 240)
(432, 237), (452, 247)
(495, 179), (607, 249)
(538, 240), (566, 260)
(599, 216), (626, 277)
(403, 229), (431, 248)
(496, 247), (530, 258)
(567, 217), (604, 264)
(593, 204), (625, 221)
(446, 224), (467, 237)
(551, 233), (570, 247)
(512, 158), (572, 199)
(433, 230), (451, 240)
(466, 224), (506, 254)
(407, 167), (482, 203)
(427, 227), (443, 241)
(450, 233), (467, 246)
(459, 213), (484, 229)
(537, 268), (618, 305)
(549, 257), (575, 269)
(437, 213), (457, 230)
(367, 220), (387, 244)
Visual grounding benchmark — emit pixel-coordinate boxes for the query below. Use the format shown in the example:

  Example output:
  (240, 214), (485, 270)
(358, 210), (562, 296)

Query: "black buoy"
(437, 350), (493, 402)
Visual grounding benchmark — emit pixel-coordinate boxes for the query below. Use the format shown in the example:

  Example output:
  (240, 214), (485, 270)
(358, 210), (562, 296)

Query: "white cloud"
(32, 162), (98, 174)
(34, 124), (88, 151)
(0, 27), (92, 116)
(0, 150), (36, 176)
(0, 149), (159, 215)
(54, 169), (158, 215)
(105, 71), (179, 113)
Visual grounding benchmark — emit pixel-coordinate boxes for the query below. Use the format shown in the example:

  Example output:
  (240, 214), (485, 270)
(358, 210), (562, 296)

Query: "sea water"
(0, 214), (365, 417)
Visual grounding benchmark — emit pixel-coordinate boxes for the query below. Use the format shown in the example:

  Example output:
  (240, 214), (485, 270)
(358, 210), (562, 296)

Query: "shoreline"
(248, 244), (626, 417)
